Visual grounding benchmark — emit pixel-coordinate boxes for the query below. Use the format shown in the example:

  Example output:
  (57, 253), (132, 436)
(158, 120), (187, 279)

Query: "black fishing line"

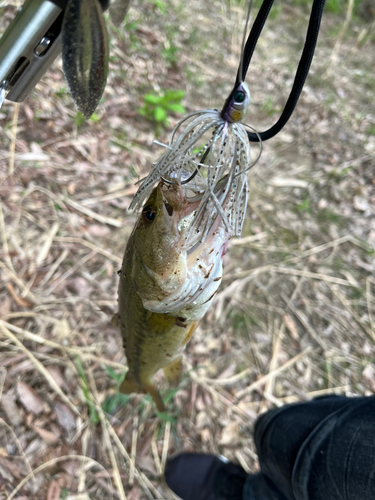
(239, 0), (326, 142)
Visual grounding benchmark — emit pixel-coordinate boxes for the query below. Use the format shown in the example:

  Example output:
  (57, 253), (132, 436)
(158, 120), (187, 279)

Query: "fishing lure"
(129, 5), (260, 241)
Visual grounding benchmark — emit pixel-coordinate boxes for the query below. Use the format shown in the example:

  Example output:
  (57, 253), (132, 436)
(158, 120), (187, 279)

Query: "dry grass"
(1, 0), (375, 498)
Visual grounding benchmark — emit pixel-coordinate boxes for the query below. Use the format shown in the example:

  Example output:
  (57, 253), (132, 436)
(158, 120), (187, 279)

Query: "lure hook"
(161, 148), (210, 185)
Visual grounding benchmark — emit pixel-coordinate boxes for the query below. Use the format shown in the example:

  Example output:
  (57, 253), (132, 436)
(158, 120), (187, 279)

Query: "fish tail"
(163, 356), (183, 387)
(119, 373), (166, 413)
(144, 384), (166, 413)
(119, 373), (146, 395)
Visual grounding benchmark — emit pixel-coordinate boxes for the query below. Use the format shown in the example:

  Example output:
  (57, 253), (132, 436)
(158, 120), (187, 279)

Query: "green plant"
(101, 365), (129, 415)
(147, 0), (167, 14)
(74, 111), (99, 128)
(292, 0), (361, 16)
(75, 357), (100, 424)
(262, 96), (278, 116)
(138, 89), (185, 133)
(296, 198), (311, 213)
(162, 41), (180, 67)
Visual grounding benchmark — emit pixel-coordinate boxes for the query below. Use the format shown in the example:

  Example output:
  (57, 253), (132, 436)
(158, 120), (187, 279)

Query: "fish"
(116, 177), (233, 411)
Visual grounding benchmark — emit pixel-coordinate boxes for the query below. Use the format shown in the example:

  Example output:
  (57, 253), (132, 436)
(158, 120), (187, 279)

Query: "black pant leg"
(292, 396), (375, 500)
(251, 396), (354, 499)
(244, 396), (375, 500)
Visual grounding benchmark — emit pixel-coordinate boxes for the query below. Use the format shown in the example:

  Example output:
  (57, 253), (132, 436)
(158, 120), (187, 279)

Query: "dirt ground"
(0, 0), (374, 499)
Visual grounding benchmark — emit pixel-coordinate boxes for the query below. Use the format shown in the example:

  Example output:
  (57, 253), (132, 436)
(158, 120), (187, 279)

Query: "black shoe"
(243, 473), (288, 500)
(164, 453), (247, 500)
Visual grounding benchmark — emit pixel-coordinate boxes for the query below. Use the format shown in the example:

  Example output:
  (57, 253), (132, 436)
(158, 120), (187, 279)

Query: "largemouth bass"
(116, 178), (232, 411)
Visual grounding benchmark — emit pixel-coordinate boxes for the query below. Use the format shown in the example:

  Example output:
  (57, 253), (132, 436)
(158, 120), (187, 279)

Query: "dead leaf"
(87, 224), (111, 237)
(0, 392), (22, 426)
(54, 402), (76, 435)
(128, 487), (142, 500)
(34, 426), (60, 445)
(52, 319), (70, 340)
(0, 457), (22, 479)
(219, 421), (239, 446)
(47, 479), (61, 500)
(200, 428), (211, 443)
(283, 314), (299, 340)
(136, 455), (157, 475)
(17, 381), (44, 415)
(46, 365), (69, 391)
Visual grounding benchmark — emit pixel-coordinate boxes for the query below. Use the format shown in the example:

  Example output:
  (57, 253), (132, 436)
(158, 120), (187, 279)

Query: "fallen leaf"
(34, 426), (60, 445)
(283, 314), (299, 340)
(47, 479), (61, 500)
(0, 457), (22, 479)
(54, 402), (76, 435)
(219, 421), (239, 446)
(17, 381), (44, 415)
(52, 319), (70, 340)
(87, 224), (111, 237)
(136, 455), (157, 475)
(200, 428), (211, 443)
(0, 392), (22, 426)
(46, 365), (69, 391)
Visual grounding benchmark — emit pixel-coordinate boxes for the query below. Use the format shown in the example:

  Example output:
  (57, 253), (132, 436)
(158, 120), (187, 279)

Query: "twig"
(87, 370), (128, 500)
(151, 427), (162, 475)
(0, 322), (80, 415)
(0, 319), (127, 370)
(65, 198), (123, 227)
(230, 231), (268, 246)
(161, 421), (171, 474)
(54, 236), (122, 264)
(129, 416), (139, 486)
(327, 283), (375, 342)
(35, 222), (60, 266)
(236, 347), (312, 400)
(8, 455), (113, 500)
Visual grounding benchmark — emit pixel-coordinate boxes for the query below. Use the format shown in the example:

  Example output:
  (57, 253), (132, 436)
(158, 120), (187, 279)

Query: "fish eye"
(234, 90), (245, 103)
(142, 206), (156, 223)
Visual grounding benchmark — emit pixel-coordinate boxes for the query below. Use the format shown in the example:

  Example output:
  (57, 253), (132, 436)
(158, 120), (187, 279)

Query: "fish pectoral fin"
(119, 374), (166, 413)
(163, 356), (183, 387)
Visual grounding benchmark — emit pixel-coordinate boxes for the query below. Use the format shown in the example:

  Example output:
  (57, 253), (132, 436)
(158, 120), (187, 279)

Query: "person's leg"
(291, 396), (375, 500)
(165, 396), (375, 500)
(165, 397), (351, 500)
(248, 395), (354, 499)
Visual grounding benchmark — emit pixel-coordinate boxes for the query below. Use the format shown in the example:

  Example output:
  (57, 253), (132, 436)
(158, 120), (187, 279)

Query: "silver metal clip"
(0, 0), (63, 103)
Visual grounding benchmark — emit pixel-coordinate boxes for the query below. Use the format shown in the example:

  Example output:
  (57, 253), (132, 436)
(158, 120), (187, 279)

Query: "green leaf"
(166, 103), (185, 114)
(144, 94), (162, 104)
(102, 393), (130, 415)
(154, 106), (167, 122)
(104, 365), (126, 383)
(155, 410), (177, 424)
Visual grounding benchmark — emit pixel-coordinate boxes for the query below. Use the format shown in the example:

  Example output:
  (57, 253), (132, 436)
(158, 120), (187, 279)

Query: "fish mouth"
(158, 179), (202, 233)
